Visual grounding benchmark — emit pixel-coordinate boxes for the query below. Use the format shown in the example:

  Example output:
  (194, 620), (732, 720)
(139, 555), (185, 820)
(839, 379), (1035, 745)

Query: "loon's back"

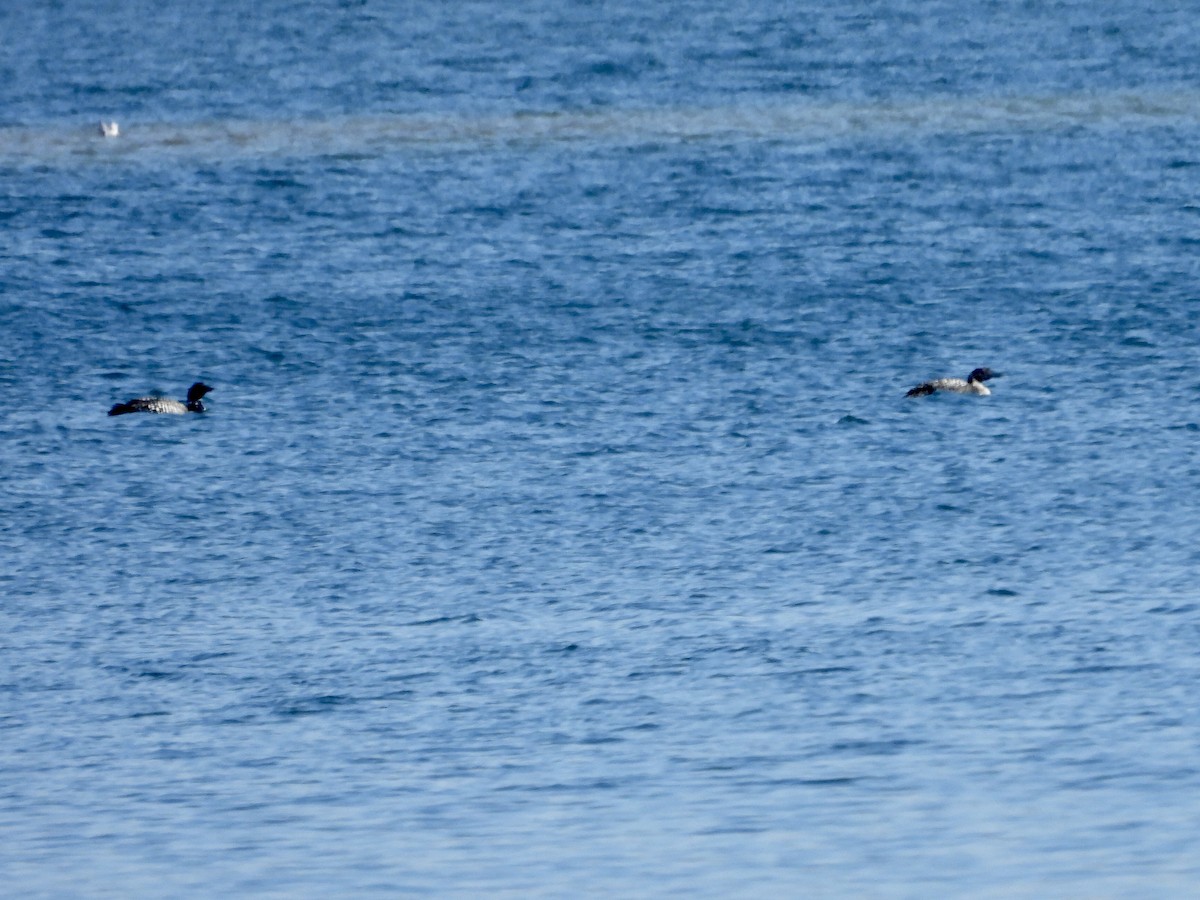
(906, 377), (990, 397)
(108, 382), (212, 416)
(906, 367), (998, 397)
(108, 397), (190, 415)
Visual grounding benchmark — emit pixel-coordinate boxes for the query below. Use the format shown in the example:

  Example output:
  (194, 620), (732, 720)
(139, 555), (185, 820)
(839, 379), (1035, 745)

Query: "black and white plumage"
(108, 382), (212, 416)
(906, 368), (999, 397)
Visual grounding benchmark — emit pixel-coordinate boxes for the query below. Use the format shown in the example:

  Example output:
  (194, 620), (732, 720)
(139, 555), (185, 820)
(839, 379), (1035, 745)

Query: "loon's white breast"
(906, 367), (1000, 398)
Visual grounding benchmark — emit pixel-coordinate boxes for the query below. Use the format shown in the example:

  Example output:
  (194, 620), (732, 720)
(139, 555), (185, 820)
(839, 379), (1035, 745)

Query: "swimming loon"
(108, 382), (212, 416)
(906, 368), (1000, 397)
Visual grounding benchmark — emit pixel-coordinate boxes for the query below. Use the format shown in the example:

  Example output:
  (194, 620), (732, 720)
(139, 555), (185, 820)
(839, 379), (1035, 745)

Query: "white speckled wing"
(129, 397), (189, 414)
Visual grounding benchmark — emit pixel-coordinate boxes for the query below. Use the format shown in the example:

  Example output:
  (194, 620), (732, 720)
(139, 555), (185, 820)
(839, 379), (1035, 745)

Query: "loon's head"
(968, 368), (999, 384)
(187, 382), (214, 402)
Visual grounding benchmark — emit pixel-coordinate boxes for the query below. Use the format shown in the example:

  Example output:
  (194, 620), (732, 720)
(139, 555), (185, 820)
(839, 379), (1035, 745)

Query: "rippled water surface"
(4, 1), (1200, 896)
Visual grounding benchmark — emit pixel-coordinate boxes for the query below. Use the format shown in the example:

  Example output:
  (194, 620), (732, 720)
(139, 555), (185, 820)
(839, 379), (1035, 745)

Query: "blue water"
(4, 1), (1200, 896)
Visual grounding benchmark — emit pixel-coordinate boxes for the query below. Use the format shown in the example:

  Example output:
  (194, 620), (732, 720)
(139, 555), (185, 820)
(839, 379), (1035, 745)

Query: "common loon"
(108, 382), (212, 416)
(99, 121), (119, 138)
(906, 368), (1000, 397)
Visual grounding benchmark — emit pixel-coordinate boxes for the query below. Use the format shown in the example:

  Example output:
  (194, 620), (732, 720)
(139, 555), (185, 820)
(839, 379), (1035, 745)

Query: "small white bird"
(906, 367), (1001, 397)
(99, 121), (120, 138)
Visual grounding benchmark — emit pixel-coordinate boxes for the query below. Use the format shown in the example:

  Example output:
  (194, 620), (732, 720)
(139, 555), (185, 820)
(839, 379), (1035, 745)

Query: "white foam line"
(1, 89), (1197, 163)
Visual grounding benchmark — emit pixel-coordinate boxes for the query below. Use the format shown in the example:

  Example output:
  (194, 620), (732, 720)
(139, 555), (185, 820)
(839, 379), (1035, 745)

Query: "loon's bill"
(906, 367), (1000, 397)
(109, 382), (212, 416)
